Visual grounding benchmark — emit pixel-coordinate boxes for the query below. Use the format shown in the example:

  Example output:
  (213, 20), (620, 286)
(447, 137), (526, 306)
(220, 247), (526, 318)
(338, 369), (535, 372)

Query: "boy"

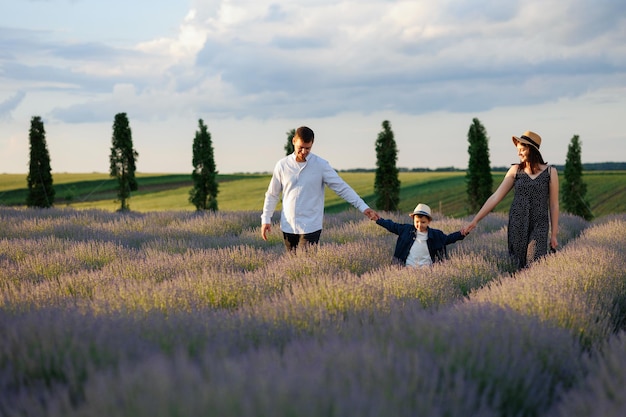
(375, 203), (467, 267)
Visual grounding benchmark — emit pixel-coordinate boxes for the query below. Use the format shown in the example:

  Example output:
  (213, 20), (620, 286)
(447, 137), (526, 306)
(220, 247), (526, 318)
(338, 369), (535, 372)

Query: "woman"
(462, 131), (559, 270)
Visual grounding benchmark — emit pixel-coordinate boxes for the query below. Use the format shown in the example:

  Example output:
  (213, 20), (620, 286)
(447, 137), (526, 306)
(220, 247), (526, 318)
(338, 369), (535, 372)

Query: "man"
(261, 126), (379, 250)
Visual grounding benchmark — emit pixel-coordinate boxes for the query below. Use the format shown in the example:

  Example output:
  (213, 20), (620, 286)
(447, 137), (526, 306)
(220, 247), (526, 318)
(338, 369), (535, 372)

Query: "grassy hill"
(1, 171), (625, 218)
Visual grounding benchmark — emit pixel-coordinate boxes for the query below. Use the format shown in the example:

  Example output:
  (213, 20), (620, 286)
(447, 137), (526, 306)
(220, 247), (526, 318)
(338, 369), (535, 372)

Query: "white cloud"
(136, 9), (208, 62)
(0, 0), (624, 173)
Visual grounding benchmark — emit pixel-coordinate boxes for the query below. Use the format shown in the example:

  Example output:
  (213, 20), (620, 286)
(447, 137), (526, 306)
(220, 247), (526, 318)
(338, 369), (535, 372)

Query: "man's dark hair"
(295, 126), (314, 143)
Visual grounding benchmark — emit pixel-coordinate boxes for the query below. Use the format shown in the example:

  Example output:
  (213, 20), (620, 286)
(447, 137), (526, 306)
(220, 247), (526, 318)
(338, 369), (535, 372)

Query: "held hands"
(364, 208), (380, 221)
(461, 221), (477, 236)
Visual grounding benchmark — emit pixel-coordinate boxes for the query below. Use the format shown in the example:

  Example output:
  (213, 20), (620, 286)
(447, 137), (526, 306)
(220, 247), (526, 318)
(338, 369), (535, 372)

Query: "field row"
(1, 207), (626, 415)
(1, 171), (626, 217)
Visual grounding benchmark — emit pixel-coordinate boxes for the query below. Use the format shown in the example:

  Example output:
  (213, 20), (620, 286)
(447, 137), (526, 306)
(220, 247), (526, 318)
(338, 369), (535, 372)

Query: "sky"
(1, 0), (625, 174)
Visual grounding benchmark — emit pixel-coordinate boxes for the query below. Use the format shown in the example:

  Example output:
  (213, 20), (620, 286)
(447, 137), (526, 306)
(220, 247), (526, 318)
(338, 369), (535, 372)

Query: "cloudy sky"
(1, 0), (624, 174)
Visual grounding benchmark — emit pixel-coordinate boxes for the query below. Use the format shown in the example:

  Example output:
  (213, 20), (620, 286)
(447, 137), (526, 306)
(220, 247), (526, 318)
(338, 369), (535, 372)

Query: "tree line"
(25, 115), (592, 219)
(27, 114), (219, 213)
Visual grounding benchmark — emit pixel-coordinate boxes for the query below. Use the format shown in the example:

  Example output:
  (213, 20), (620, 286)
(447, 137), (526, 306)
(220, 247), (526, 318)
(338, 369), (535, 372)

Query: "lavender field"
(1, 206), (625, 416)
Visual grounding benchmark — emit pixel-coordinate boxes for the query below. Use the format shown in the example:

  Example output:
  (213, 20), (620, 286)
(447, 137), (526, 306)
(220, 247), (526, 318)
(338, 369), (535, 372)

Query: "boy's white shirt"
(406, 230), (432, 267)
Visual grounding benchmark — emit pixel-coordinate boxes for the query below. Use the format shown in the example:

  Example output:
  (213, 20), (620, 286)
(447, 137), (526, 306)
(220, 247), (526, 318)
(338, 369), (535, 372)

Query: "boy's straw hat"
(410, 203), (432, 219)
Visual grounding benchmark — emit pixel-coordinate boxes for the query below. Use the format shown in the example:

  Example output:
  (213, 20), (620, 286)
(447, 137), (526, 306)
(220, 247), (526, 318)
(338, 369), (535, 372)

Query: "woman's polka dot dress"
(507, 165), (552, 270)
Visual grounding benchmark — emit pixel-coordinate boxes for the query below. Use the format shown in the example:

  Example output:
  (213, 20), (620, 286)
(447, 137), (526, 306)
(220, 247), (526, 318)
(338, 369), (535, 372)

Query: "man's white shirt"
(261, 153), (369, 234)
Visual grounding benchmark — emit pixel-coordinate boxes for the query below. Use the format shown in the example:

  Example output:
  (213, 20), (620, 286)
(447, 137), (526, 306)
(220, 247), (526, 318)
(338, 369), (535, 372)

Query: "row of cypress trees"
(25, 116), (591, 219)
(25, 114), (219, 212)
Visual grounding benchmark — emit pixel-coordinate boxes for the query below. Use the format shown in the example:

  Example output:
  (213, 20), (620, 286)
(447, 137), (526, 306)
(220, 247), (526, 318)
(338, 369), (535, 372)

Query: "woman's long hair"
(519, 144), (546, 174)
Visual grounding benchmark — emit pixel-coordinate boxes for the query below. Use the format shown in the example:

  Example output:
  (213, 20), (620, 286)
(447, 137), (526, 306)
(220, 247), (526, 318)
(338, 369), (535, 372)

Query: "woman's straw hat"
(512, 131), (542, 151)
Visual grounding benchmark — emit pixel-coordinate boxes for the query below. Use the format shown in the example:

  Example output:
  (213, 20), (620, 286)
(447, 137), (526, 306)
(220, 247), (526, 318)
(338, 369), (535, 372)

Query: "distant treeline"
(495, 162), (626, 172)
(557, 162), (626, 171)
(342, 162), (626, 173)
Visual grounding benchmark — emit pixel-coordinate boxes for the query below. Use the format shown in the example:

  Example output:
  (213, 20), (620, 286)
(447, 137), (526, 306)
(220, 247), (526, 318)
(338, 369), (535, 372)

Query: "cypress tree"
(284, 128), (295, 156)
(189, 119), (219, 211)
(109, 113), (138, 211)
(26, 116), (55, 208)
(466, 118), (493, 213)
(562, 134), (592, 220)
(374, 120), (400, 211)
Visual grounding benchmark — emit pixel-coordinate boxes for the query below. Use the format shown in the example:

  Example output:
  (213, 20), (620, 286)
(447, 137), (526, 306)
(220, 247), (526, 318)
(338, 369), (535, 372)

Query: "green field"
(1, 171), (625, 218)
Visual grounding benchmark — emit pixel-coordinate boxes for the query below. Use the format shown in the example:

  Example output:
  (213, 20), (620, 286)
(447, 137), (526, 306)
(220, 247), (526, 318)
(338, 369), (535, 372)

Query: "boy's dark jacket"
(376, 218), (465, 265)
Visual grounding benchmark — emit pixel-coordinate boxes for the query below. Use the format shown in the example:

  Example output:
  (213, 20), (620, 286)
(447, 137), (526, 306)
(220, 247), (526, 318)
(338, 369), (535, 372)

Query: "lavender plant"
(1, 206), (625, 417)
(467, 218), (626, 348)
(546, 331), (626, 417)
